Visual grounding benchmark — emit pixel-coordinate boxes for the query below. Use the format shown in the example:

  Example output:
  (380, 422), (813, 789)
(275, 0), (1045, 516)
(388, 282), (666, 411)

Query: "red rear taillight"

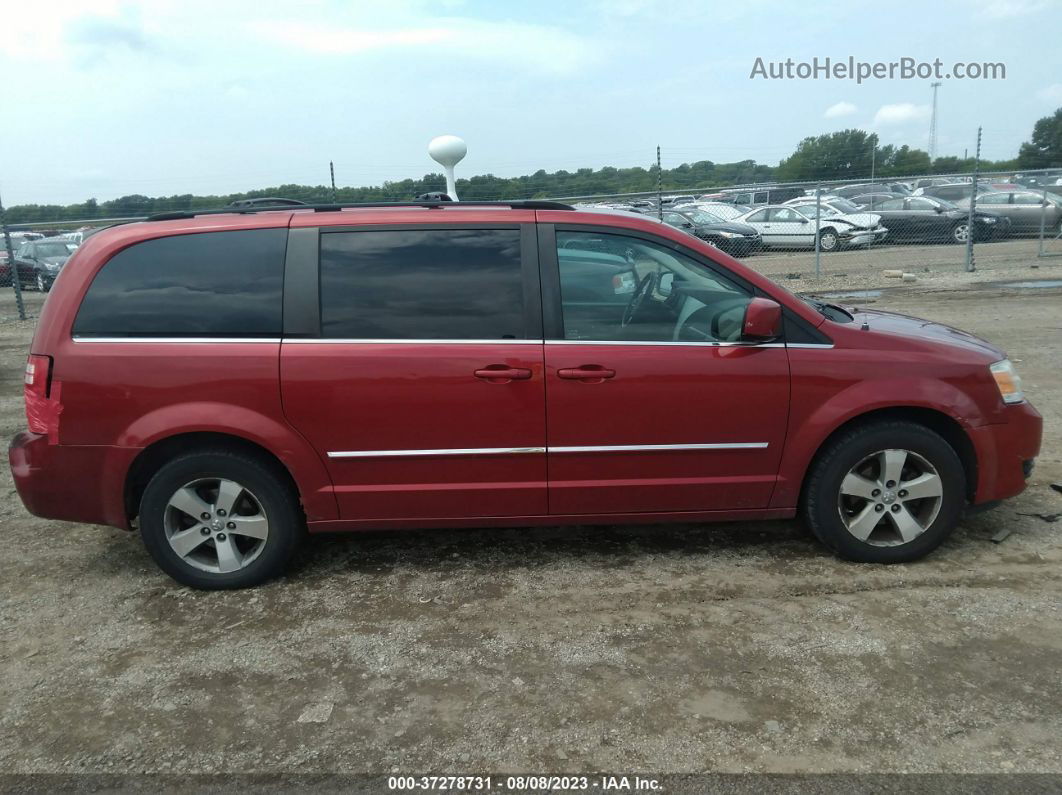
(24, 354), (60, 438)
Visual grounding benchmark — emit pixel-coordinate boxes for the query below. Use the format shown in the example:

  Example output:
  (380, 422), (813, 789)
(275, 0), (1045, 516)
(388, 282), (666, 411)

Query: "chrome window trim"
(72, 336), (282, 344)
(326, 442), (768, 458)
(284, 338), (541, 345)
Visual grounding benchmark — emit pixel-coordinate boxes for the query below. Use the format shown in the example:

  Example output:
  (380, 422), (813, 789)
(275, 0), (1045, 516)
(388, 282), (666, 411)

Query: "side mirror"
(799, 218), (809, 224)
(742, 297), (782, 341)
(658, 272), (674, 296)
(682, 222), (694, 229)
(934, 206), (944, 213)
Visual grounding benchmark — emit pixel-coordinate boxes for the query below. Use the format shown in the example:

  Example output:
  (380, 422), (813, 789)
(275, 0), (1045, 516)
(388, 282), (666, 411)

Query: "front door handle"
(474, 366), (532, 382)
(557, 365), (616, 382)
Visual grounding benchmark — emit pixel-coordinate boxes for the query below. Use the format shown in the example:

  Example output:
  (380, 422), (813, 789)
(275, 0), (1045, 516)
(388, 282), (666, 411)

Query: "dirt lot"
(1, 250), (1061, 776)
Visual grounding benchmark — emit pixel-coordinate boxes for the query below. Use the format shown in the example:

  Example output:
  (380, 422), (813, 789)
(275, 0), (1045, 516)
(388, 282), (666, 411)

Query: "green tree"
(777, 130), (878, 182)
(1017, 107), (1062, 168)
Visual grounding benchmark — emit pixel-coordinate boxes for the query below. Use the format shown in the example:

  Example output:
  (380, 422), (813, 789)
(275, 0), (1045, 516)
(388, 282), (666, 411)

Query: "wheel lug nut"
(871, 489), (881, 497)
(885, 480), (896, 488)
(216, 533), (227, 541)
(875, 504), (884, 512)
(201, 512), (210, 520)
(227, 521), (236, 529)
(217, 509), (227, 517)
(898, 490), (908, 498)
(200, 527), (211, 535)
(891, 505), (901, 512)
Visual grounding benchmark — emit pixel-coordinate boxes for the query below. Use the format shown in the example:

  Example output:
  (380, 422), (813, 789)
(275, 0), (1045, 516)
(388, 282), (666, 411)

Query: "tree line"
(6, 107), (1060, 225)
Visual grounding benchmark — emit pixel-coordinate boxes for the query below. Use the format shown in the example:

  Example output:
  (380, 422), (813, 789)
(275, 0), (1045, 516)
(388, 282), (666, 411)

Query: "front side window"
(319, 228), (525, 340)
(768, 207), (803, 222)
(73, 228), (287, 337)
(745, 209), (768, 223)
(556, 230), (751, 344)
(1012, 193), (1044, 205)
(908, 198), (938, 211)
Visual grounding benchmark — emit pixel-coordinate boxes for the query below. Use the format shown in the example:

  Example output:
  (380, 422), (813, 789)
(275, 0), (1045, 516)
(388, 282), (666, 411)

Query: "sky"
(0, 0), (1059, 206)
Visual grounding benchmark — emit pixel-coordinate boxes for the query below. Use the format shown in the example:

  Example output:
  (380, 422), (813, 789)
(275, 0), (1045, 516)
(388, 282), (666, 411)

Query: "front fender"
(770, 376), (981, 509)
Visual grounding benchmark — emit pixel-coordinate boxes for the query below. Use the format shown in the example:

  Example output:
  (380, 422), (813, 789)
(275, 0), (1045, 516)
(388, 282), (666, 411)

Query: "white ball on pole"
(428, 135), (467, 201)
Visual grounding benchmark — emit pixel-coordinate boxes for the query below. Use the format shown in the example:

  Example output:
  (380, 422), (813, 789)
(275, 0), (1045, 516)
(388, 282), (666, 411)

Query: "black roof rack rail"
(145, 200), (575, 222)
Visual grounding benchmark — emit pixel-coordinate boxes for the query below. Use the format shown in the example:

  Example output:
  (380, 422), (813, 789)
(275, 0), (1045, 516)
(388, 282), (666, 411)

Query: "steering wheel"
(621, 272), (659, 327)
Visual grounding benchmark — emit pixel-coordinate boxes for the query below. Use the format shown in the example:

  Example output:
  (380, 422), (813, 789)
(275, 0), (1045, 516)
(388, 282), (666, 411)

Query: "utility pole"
(656, 145), (662, 221)
(329, 160), (337, 203)
(964, 126), (982, 273)
(928, 81), (942, 162)
(870, 144), (876, 183)
(0, 190), (27, 321)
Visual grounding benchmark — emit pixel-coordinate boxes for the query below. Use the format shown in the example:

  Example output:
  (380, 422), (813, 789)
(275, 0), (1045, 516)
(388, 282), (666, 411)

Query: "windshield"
(35, 242), (74, 258)
(683, 210), (724, 225)
(827, 198), (862, 213)
(700, 204), (742, 219)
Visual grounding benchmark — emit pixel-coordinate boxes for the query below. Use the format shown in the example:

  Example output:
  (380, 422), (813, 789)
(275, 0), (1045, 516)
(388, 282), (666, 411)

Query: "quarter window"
(556, 230), (751, 343)
(319, 228), (525, 340)
(73, 229), (286, 337)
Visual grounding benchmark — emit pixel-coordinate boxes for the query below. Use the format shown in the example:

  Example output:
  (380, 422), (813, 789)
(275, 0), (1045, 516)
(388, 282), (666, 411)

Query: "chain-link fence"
(553, 168), (1062, 290)
(3, 168), (1061, 318)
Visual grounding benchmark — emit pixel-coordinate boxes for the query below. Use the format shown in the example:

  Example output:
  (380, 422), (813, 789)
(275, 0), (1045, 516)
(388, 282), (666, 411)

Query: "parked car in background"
(58, 228), (103, 246)
(687, 201), (751, 221)
(865, 196), (1008, 243)
(849, 193), (903, 210)
(661, 209), (762, 256)
(913, 183), (997, 202)
(734, 205), (882, 251)
(783, 199), (888, 250)
(720, 185), (806, 206)
(1, 232), (47, 285)
(955, 191), (1062, 234)
(13, 238), (79, 291)
(832, 183), (910, 199)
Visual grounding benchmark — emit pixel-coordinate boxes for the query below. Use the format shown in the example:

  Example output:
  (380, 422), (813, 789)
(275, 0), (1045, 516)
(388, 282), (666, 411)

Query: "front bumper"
(843, 226), (888, 247)
(9, 431), (138, 530)
(967, 401), (1043, 504)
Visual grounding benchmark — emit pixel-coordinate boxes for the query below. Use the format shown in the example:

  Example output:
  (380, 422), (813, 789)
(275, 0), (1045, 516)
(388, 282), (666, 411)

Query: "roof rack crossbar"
(145, 200), (574, 222)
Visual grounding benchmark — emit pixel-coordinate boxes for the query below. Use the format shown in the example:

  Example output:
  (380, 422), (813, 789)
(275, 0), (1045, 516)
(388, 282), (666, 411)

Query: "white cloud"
(976, 0), (1049, 18)
(824, 101), (857, 119)
(873, 103), (931, 125)
(1037, 83), (1062, 104)
(250, 18), (598, 74)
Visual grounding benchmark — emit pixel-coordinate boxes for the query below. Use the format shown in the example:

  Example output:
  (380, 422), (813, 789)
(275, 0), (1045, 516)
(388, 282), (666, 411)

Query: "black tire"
(139, 449), (303, 589)
(818, 229), (839, 252)
(803, 421), (966, 563)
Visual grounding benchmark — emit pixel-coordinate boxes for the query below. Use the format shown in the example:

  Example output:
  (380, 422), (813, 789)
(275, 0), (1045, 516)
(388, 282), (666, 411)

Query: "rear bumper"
(9, 431), (138, 529)
(968, 401), (1043, 504)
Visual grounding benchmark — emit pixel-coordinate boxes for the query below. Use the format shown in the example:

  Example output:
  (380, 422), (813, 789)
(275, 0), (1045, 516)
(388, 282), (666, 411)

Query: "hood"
(41, 256), (70, 267)
(694, 220), (759, 236)
(827, 212), (881, 228)
(846, 307), (1004, 361)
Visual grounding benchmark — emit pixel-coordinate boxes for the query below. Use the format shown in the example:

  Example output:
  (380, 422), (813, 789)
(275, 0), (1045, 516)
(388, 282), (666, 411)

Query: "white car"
(784, 197), (888, 247)
(736, 203), (887, 251)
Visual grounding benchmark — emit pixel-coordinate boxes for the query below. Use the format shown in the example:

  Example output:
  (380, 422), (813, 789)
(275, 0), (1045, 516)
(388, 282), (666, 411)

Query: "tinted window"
(908, 198), (937, 211)
(73, 229), (286, 337)
(876, 198), (905, 210)
(1012, 193), (1044, 205)
(320, 228), (524, 340)
(978, 193), (1009, 205)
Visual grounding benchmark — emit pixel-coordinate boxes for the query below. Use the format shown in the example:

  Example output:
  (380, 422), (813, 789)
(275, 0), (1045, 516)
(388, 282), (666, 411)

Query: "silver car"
(957, 191), (1062, 234)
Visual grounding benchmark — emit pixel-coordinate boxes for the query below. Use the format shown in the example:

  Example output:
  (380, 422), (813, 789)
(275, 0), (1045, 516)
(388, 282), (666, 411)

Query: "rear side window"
(73, 229), (286, 337)
(319, 228), (525, 340)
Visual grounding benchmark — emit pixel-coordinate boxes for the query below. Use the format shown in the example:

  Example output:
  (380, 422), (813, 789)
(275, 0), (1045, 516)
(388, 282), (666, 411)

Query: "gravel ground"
(0, 243), (1060, 777)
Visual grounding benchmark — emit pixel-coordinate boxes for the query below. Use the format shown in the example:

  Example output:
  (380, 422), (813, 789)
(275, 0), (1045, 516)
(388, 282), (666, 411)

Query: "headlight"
(990, 359), (1024, 404)
(981, 217), (997, 223)
(717, 231), (740, 238)
(44, 263), (61, 272)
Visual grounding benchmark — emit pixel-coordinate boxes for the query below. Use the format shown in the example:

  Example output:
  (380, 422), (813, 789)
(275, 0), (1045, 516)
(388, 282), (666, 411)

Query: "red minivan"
(8, 201), (1042, 589)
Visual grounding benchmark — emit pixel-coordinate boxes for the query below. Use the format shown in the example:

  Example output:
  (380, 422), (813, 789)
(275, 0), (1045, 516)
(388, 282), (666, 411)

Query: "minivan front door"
(542, 227), (791, 516)
(280, 224), (547, 522)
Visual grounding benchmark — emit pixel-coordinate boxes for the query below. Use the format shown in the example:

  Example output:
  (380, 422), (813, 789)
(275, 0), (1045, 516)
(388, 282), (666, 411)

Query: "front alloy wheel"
(803, 420), (965, 563)
(952, 223), (970, 243)
(36, 273), (47, 292)
(819, 229), (839, 251)
(838, 450), (942, 546)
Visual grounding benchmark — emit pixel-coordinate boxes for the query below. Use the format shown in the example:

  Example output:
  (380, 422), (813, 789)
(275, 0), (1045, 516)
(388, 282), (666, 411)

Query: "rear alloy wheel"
(818, 229), (839, 251)
(951, 222), (970, 243)
(803, 421), (965, 563)
(140, 450), (302, 589)
(36, 272), (47, 292)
